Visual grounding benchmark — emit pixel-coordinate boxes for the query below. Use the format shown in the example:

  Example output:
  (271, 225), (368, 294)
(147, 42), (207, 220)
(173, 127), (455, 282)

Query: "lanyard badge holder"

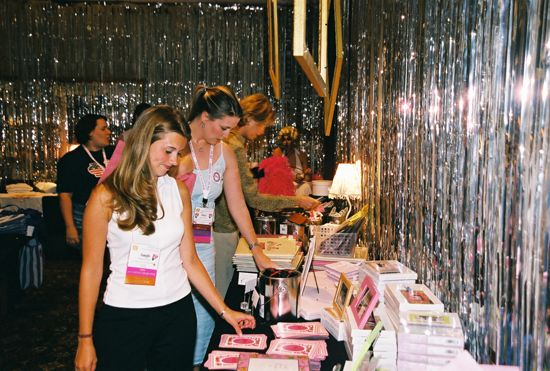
(82, 146), (108, 178)
(190, 142), (215, 243)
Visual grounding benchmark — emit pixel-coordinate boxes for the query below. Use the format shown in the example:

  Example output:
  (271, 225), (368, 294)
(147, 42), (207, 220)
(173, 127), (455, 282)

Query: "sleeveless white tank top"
(103, 175), (191, 308)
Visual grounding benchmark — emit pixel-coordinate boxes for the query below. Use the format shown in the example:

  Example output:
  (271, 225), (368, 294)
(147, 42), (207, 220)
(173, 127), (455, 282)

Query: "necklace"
(189, 141), (214, 207)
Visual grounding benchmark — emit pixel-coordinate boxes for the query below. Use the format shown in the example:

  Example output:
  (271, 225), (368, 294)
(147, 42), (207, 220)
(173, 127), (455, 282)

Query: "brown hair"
(104, 105), (188, 235)
(239, 93), (275, 127)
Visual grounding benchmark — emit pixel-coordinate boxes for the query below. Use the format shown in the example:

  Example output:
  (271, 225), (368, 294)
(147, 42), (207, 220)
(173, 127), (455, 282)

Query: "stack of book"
(271, 321), (329, 340)
(383, 283), (444, 330)
(324, 261), (361, 283)
(204, 350), (243, 370)
(359, 260), (417, 304)
(232, 236), (303, 273)
(396, 311), (465, 370)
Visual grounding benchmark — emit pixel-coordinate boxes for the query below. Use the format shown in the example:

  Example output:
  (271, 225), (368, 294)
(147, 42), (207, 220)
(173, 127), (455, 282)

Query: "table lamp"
(329, 161), (362, 220)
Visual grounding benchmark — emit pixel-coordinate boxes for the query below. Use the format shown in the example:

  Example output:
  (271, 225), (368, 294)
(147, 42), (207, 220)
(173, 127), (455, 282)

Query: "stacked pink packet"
(236, 353), (310, 370)
(219, 334), (268, 351)
(204, 350), (245, 370)
(270, 322), (330, 339)
(266, 339), (328, 371)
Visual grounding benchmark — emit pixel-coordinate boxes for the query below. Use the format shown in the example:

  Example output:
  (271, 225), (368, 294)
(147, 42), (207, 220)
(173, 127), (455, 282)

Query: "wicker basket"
(310, 223), (357, 257)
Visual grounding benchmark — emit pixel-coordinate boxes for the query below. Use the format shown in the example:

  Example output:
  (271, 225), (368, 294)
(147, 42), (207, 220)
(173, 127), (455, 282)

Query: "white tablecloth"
(0, 193), (57, 213)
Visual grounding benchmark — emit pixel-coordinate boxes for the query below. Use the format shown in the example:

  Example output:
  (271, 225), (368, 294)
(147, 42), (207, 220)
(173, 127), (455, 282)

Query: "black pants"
(94, 294), (196, 371)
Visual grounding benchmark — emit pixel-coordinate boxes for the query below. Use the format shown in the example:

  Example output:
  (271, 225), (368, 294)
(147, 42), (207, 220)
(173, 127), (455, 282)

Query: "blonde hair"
(104, 105), (188, 235)
(239, 93), (275, 127)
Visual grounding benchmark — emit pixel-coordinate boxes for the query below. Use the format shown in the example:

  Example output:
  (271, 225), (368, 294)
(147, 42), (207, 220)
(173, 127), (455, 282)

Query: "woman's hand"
(296, 196), (321, 210)
(251, 248), (279, 271)
(222, 308), (256, 335)
(75, 339), (97, 371)
(66, 225), (80, 246)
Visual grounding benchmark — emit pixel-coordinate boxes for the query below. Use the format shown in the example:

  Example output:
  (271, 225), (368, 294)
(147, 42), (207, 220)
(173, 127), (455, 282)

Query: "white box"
(385, 283), (444, 312)
(398, 342), (463, 357)
(321, 307), (346, 341)
(398, 351), (455, 365)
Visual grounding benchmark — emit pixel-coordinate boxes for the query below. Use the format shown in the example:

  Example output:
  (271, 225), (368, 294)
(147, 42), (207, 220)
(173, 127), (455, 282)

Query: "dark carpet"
(0, 256), (82, 370)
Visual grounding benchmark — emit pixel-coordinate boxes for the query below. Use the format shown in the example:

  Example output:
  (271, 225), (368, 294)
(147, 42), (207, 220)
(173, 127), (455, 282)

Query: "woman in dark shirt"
(56, 114), (114, 248)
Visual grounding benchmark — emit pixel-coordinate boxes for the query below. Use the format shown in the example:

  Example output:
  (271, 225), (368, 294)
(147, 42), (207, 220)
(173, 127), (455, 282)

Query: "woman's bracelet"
(77, 333), (93, 339)
(219, 308), (227, 318)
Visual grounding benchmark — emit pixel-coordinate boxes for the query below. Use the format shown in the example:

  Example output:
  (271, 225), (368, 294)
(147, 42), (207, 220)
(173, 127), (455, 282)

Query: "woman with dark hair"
(174, 86), (276, 369)
(56, 114), (114, 248)
(75, 105), (254, 371)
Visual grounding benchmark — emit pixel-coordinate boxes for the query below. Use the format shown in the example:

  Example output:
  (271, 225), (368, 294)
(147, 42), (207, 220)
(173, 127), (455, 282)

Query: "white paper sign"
(248, 358), (299, 371)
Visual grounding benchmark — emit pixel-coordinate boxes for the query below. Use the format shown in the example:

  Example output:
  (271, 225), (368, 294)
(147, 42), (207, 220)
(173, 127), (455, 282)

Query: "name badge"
(193, 206), (214, 225)
(193, 224), (212, 244)
(125, 244), (160, 286)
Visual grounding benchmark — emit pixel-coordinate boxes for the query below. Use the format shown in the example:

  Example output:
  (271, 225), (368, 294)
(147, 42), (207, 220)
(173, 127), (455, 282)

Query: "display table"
(206, 270), (348, 370)
(0, 192), (56, 213)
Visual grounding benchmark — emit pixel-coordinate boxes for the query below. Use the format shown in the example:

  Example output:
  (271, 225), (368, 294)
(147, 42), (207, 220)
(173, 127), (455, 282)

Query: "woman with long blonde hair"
(75, 105), (255, 371)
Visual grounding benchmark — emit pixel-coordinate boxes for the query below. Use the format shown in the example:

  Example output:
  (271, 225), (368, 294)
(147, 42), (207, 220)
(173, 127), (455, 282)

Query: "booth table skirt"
(0, 193), (57, 213)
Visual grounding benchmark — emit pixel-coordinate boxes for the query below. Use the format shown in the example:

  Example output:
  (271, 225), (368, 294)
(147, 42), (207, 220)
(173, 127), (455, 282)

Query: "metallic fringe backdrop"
(335, 0), (549, 370)
(0, 0), (325, 182)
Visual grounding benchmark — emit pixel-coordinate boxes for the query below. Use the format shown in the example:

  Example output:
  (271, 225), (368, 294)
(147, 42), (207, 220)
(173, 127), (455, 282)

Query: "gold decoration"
(267, 0), (280, 99)
(293, 0), (344, 136)
(323, 0), (343, 136)
(293, 0), (329, 97)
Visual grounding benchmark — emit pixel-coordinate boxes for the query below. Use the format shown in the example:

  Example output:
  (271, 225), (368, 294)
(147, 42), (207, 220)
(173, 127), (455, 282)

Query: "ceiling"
(54, 0), (293, 5)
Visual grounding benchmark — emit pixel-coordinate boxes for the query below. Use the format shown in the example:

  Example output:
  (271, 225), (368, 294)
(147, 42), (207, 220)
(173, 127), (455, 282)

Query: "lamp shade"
(329, 161), (362, 199)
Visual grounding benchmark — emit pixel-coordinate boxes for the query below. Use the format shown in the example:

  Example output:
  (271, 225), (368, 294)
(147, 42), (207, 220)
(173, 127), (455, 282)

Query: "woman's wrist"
(248, 241), (260, 250)
(219, 305), (228, 318)
(77, 333), (93, 341)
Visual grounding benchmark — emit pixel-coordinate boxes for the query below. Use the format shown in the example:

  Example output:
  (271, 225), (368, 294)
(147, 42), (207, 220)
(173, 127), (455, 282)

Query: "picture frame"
(299, 236), (316, 299)
(293, 0), (329, 98)
(332, 273), (353, 320)
(350, 275), (380, 329)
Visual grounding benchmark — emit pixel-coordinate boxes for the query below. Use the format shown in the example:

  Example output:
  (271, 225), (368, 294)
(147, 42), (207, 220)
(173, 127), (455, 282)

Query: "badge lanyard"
(82, 145), (108, 171)
(189, 141), (214, 207)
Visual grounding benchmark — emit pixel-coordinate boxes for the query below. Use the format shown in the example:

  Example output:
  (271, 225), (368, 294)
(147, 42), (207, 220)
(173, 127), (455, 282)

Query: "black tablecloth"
(204, 270), (347, 371)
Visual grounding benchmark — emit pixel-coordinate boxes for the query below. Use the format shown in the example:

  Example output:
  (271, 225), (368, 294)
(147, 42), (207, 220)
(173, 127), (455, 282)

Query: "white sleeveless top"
(103, 175), (191, 308)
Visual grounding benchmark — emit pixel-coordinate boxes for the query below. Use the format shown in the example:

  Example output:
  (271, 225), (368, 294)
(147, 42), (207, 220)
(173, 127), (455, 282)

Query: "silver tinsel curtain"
(0, 0), (325, 182)
(336, 0), (549, 370)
